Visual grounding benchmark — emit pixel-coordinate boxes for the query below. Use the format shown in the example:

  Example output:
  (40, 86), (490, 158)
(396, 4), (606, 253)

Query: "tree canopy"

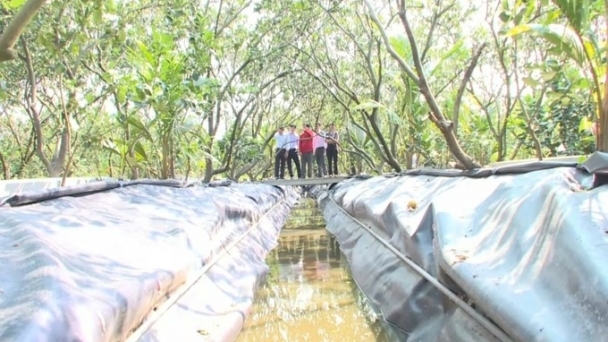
(0, 0), (602, 181)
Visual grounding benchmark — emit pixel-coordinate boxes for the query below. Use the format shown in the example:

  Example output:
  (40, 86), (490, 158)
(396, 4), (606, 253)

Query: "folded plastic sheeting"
(317, 165), (608, 342)
(0, 177), (108, 203)
(0, 180), (297, 342)
(139, 185), (298, 342)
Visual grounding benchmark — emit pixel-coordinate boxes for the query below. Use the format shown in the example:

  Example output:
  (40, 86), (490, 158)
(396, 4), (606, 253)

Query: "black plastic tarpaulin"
(0, 179), (298, 342)
(317, 153), (608, 342)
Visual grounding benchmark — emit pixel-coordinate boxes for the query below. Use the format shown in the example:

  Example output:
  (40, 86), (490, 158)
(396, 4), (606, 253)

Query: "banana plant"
(505, 0), (608, 151)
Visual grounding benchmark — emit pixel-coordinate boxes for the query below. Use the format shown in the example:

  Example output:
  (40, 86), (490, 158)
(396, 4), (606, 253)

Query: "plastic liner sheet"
(0, 179), (204, 207)
(0, 177), (109, 203)
(0, 181), (298, 342)
(317, 163), (608, 342)
(139, 189), (297, 341)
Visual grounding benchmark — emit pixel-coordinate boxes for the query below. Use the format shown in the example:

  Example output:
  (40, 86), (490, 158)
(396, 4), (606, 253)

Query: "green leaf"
(117, 29), (127, 44)
(352, 100), (384, 111)
(105, 0), (117, 12)
(499, 11), (511, 23)
(85, 92), (96, 104)
(153, 31), (175, 50)
(126, 116), (153, 141)
(389, 36), (411, 60)
(3, 0), (26, 9)
(94, 10), (103, 24)
(138, 68), (154, 83)
(134, 85), (148, 101)
(136, 41), (156, 65)
(201, 30), (215, 45)
(506, 24), (532, 36)
(506, 24), (586, 66)
(133, 141), (148, 161)
(576, 78), (591, 89)
(545, 59), (561, 69)
(37, 32), (56, 53)
(583, 39), (596, 60)
(430, 39), (465, 77)
(543, 10), (561, 25)
(387, 110), (404, 125)
(513, 8), (526, 25)
(551, 0), (590, 32)
(541, 70), (557, 81)
(117, 87), (127, 104)
(523, 76), (540, 87)
(579, 116), (592, 132)
(102, 139), (122, 156)
(523, 0), (537, 21)
(93, 0), (103, 25)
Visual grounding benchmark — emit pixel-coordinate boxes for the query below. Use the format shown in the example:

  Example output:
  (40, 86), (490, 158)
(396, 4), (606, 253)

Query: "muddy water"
(236, 227), (390, 342)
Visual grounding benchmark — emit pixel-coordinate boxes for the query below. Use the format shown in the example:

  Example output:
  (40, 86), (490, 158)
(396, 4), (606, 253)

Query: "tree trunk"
(599, 54), (608, 152)
(161, 134), (171, 179)
(126, 124), (139, 180)
(169, 135), (175, 179)
(363, 0), (481, 169)
(48, 128), (69, 177)
(233, 158), (263, 181)
(203, 157), (214, 182)
(108, 154), (113, 178)
(0, 150), (9, 179)
(599, 0), (608, 152)
(405, 151), (413, 169)
(589, 0), (608, 187)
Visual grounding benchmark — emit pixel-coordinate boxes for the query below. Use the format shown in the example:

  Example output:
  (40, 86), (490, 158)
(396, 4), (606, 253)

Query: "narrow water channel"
(236, 227), (390, 341)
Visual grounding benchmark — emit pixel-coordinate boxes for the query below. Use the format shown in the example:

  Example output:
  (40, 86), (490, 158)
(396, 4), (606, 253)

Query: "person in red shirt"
(299, 124), (315, 179)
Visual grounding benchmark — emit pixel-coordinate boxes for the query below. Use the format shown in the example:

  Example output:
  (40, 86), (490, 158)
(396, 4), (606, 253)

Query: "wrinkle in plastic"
(0, 181), (297, 342)
(318, 165), (608, 342)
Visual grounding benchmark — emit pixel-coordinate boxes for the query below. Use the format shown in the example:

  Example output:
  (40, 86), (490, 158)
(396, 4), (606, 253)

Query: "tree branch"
(0, 148), (9, 179)
(0, 0), (46, 62)
(20, 37), (51, 172)
(453, 43), (487, 136)
(363, 0), (420, 85)
(397, 0), (479, 168)
(420, 2), (457, 63)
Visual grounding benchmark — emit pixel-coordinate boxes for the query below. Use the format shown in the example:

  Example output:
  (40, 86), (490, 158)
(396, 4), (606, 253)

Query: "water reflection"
(236, 228), (389, 342)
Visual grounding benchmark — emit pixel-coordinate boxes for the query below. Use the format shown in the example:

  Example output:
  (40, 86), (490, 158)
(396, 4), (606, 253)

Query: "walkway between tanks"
(235, 198), (390, 341)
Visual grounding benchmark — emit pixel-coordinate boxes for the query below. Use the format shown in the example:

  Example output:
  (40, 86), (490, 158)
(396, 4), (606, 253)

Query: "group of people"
(273, 123), (340, 179)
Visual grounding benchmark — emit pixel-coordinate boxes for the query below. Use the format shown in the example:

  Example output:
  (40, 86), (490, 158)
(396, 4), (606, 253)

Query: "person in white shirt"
(285, 125), (302, 179)
(313, 123), (327, 177)
(273, 127), (287, 179)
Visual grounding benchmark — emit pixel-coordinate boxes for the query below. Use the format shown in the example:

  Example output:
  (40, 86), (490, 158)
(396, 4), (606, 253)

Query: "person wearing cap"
(273, 126), (287, 179)
(313, 123), (327, 177)
(299, 123), (315, 179)
(285, 125), (302, 179)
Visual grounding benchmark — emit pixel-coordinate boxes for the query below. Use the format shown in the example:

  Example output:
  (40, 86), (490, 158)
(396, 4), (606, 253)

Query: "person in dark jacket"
(273, 127), (287, 179)
(326, 123), (339, 176)
(285, 125), (301, 179)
